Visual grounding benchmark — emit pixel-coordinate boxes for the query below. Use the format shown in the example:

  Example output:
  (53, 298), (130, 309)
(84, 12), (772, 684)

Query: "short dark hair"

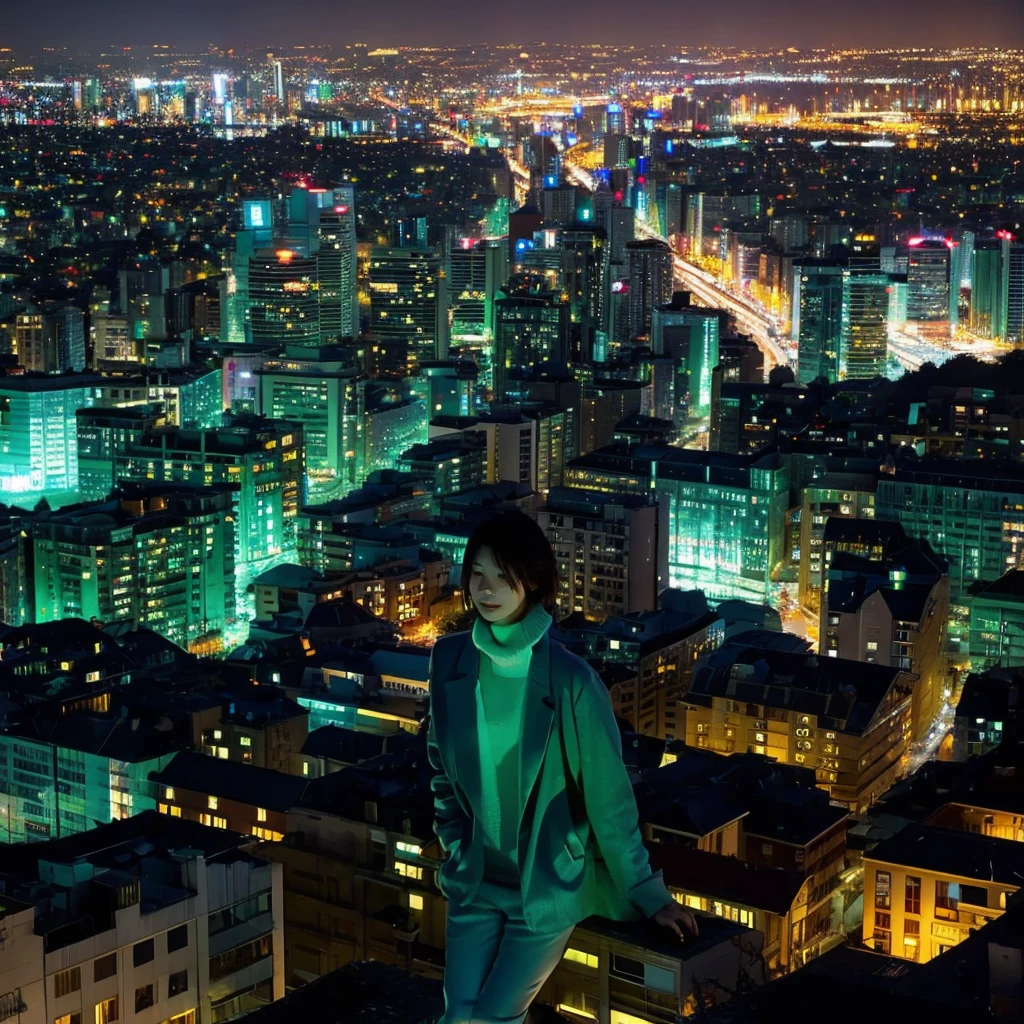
(461, 510), (559, 613)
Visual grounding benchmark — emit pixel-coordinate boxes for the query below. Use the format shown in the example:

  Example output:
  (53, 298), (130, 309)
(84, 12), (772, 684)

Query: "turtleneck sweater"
(470, 602), (553, 885)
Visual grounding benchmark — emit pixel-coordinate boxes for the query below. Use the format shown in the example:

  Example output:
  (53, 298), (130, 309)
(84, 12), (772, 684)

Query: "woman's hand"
(652, 901), (699, 941)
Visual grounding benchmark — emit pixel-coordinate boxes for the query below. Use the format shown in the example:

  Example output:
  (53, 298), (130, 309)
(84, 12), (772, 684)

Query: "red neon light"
(334, 205), (349, 214)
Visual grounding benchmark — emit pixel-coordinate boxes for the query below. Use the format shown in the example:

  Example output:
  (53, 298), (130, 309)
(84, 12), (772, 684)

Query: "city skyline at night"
(0, 17), (1022, 1024)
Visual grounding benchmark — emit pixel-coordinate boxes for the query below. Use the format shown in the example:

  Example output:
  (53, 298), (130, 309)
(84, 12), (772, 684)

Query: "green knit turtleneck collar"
(471, 602), (552, 677)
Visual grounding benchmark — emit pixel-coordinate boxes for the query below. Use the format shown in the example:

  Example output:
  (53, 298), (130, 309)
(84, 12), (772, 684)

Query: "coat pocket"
(564, 829), (586, 861)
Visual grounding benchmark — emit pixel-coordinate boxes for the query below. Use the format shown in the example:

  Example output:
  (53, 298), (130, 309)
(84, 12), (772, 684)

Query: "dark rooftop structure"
(234, 959), (444, 1024)
(150, 751), (308, 811)
(648, 845), (805, 917)
(687, 642), (907, 735)
(868, 822), (1024, 883)
(706, 900), (1024, 1022)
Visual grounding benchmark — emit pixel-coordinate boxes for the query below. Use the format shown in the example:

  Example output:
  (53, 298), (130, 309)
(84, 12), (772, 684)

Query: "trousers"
(440, 873), (577, 1024)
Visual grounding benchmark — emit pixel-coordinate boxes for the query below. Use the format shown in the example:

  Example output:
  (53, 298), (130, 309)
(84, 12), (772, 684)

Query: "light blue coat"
(426, 628), (674, 932)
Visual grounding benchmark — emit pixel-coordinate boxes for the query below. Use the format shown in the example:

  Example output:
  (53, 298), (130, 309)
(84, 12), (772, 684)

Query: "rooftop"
(150, 752), (308, 812)
(867, 822), (1024, 882)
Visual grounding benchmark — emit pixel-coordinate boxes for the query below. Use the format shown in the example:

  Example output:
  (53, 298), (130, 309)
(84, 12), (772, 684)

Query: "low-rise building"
(863, 822), (1023, 964)
(151, 752), (308, 844)
(680, 642), (914, 813)
(0, 810), (284, 1024)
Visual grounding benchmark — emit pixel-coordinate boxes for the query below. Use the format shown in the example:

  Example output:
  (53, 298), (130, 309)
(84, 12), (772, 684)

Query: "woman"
(426, 509), (697, 1024)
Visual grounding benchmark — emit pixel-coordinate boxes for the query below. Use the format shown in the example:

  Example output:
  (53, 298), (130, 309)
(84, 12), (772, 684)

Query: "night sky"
(7, 0), (1024, 52)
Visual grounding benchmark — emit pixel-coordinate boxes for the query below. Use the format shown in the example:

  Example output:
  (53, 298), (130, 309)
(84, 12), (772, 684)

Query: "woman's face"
(469, 546), (529, 626)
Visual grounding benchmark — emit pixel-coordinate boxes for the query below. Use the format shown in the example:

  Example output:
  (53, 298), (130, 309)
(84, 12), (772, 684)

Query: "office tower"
(15, 303), (86, 373)
(539, 487), (664, 621)
(493, 275), (571, 404)
(971, 239), (1005, 338)
(360, 379), (428, 479)
(651, 295), (720, 421)
(658, 181), (684, 239)
(605, 103), (626, 135)
(524, 403), (577, 492)
(794, 264), (842, 383)
(76, 405), (162, 502)
(559, 224), (608, 363)
(88, 366), (223, 429)
(0, 376), (97, 506)
(113, 417), (306, 576)
(626, 239), (673, 341)
(368, 246), (448, 370)
(540, 183), (577, 225)
(793, 263), (891, 382)
(32, 484), (236, 650)
(907, 238), (955, 322)
(248, 248), (321, 347)
(393, 215), (429, 248)
(272, 59), (285, 105)
(288, 186), (358, 341)
(842, 268), (891, 379)
(256, 346), (364, 500)
(971, 236), (1024, 343)
(566, 446), (789, 603)
(222, 199), (274, 345)
(448, 239), (508, 341)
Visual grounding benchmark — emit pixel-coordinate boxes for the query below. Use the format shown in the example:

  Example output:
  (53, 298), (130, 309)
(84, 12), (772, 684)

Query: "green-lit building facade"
(876, 461), (1024, 654)
(566, 445), (789, 602)
(32, 485), (236, 650)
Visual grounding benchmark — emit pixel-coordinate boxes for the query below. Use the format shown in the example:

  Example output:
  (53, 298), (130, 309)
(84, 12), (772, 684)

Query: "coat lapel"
(440, 629), (557, 845)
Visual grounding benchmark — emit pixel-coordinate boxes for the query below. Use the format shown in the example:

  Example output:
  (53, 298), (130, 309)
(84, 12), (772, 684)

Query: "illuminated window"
(95, 997), (118, 1024)
(239, 736), (252, 748)
(208, 796), (218, 810)
(164, 787), (175, 801)
(257, 807), (267, 822)
(562, 947), (599, 968)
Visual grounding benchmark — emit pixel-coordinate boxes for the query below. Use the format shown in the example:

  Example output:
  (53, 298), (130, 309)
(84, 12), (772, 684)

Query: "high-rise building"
(907, 238), (956, 323)
(0, 375), (98, 506)
(875, 458), (1024, 652)
(15, 303), (86, 373)
(287, 186), (358, 340)
(792, 262), (892, 381)
(113, 417), (306, 576)
(842, 267), (891, 379)
(559, 224), (608, 364)
(539, 487), (665, 621)
(76, 405), (163, 502)
(493, 276), (570, 403)
(605, 102), (626, 135)
(971, 236), (1024, 344)
(792, 264), (843, 384)
(540, 182), (577, 225)
(32, 484), (236, 649)
(256, 346), (365, 500)
(248, 248), (321, 348)
(651, 295), (720, 422)
(447, 239), (508, 341)
(368, 246), (448, 370)
(566, 446), (789, 603)
(626, 239), (673, 341)
(91, 310), (136, 366)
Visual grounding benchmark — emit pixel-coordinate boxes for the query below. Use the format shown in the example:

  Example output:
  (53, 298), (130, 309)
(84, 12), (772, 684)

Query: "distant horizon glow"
(3, 1), (1024, 52)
